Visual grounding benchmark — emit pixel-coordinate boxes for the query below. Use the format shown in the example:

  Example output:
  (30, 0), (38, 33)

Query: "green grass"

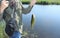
(21, 0), (60, 4)
(21, 0), (60, 3)
(21, 0), (40, 3)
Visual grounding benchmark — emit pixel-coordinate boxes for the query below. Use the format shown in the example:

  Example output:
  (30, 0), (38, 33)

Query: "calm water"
(22, 5), (60, 38)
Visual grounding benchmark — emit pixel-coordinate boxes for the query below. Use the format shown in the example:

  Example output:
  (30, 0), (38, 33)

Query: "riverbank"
(22, 0), (60, 5)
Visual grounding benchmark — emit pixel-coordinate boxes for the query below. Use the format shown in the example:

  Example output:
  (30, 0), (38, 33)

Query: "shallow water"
(22, 5), (60, 38)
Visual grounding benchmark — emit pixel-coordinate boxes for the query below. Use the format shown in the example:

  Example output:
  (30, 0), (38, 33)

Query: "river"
(22, 5), (60, 38)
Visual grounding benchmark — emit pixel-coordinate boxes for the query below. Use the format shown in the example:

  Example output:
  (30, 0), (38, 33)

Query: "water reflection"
(22, 5), (60, 38)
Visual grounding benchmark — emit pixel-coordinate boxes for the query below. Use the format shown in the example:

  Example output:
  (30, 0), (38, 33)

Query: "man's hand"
(0, 0), (9, 13)
(30, 0), (36, 7)
(1, 0), (9, 10)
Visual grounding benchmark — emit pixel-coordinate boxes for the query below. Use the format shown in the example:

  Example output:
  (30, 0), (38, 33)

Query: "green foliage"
(21, 0), (40, 3)
(21, 0), (60, 4)
(21, 0), (60, 3)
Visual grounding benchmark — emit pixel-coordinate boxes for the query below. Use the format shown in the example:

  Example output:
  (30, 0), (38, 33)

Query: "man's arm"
(22, 0), (36, 14)
(22, 5), (33, 14)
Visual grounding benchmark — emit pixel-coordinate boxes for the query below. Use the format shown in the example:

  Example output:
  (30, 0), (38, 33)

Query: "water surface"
(22, 5), (60, 38)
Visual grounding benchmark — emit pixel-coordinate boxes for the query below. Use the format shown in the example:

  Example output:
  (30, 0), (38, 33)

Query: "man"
(2, 0), (36, 38)
(0, 0), (9, 38)
(3, 0), (36, 36)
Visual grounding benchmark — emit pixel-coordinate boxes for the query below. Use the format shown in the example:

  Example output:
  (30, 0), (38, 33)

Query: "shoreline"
(22, 2), (60, 5)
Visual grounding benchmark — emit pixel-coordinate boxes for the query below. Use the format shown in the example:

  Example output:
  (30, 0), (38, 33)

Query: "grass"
(21, 0), (40, 2)
(21, 0), (60, 3)
(21, 0), (60, 4)
(21, 0), (40, 4)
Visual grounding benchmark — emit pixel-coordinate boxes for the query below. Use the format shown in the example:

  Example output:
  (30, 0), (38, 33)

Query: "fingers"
(30, 0), (36, 7)
(3, 0), (6, 1)
(5, 1), (9, 7)
(2, 0), (9, 5)
(1, 0), (9, 9)
(6, 1), (9, 5)
(3, 0), (9, 2)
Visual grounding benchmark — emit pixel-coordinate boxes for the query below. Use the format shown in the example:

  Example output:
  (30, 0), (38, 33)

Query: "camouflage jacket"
(3, 0), (33, 28)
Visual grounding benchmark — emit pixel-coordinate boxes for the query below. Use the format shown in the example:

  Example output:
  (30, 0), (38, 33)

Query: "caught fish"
(31, 14), (35, 29)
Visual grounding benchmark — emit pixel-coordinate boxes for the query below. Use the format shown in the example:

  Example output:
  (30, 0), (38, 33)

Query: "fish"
(31, 14), (35, 29)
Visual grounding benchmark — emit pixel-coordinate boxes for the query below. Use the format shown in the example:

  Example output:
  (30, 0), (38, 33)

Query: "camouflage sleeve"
(15, 0), (33, 14)
(5, 7), (13, 15)
(3, 7), (13, 23)
(18, 0), (33, 14)
(22, 5), (33, 14)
